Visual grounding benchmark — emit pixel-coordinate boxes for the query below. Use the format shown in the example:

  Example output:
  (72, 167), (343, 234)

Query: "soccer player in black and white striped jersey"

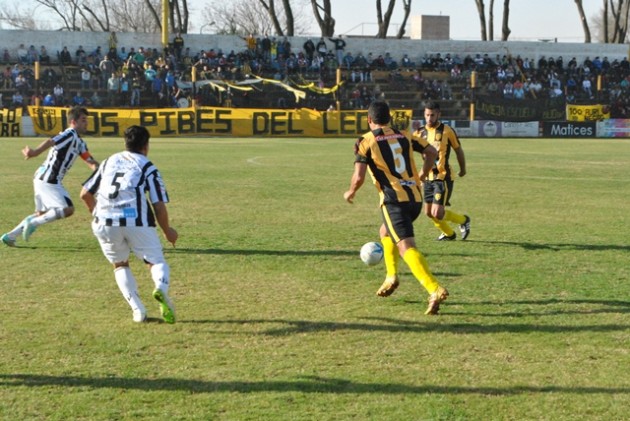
(80, 125), (178, 324)
(1, 106), (98, 247)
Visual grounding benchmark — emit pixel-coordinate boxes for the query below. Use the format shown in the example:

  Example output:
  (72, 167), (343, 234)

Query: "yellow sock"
(381, 236), (399, 277)
(402, 248), (440, 294)
(431, 217), (454, 236)
(445, 210), (466, 225)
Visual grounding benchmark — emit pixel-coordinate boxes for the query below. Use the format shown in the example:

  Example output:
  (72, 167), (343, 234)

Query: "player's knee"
(64, 206), (75, 218)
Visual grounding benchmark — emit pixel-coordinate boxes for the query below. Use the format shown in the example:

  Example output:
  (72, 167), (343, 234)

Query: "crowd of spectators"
(1, 34), (630, 118)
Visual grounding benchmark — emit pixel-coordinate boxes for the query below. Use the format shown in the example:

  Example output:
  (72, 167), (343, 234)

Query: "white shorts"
(92, 223), (165, 265)
(33, 179), (72, 212)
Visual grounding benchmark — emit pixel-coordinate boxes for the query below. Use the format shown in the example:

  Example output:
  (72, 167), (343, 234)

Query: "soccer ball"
(360, 241), (384, 266)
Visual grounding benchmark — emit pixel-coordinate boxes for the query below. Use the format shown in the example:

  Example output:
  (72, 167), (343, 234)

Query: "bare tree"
(501, 0), (510, 40)
(609, 0), (630, 43)
(474, 0), (488, 40)
(395, 0), (412, 39)
(488, 0), (495, 40)
(574, 0), (592, 43)
(281, 0), (295, 36)
(375, 0), (396, 38)
(603, 0), (609, 42)
(1, 0), (172, 32)
(257, 0), (285, 36)
(592, 0), (630, 43)
(311, 0), (334, 36)
(203, 0), (307, 36)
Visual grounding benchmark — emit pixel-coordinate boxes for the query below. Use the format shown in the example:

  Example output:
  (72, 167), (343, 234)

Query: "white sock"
(6, 214), (36, 239)
(114, 266), (145, 313)
(150, 262), (171, 294)
(31, 208), (65, 227)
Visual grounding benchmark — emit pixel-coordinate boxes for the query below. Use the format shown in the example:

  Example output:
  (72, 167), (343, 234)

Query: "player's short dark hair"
(124, 125), (150, 153)
(424, 101), (441, 111)
(68, 106), (88, 121)
(368, 100), (391, 125)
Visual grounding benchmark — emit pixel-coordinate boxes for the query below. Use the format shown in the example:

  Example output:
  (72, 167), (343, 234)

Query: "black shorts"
(424, 179), (454, 207)
(381, 201), (422, 243)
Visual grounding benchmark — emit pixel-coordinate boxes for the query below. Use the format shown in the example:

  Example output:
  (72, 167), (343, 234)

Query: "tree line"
(1, 0), (628, 43)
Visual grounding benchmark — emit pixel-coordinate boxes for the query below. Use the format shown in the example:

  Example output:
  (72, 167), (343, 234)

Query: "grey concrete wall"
(1, 29), (628, 66)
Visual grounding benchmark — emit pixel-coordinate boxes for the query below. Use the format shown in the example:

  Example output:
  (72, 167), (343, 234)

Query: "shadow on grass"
(180, 313), (630, 336)
(469, 240), (630, 252)
(169, 248), (358, 257)
(1, 373), (629, 395)
(443, 298), (630, 317)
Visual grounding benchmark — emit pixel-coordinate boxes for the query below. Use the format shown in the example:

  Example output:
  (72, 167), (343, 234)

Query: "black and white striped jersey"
(82, 151), (169, 227)
(34, 127), (90, 184)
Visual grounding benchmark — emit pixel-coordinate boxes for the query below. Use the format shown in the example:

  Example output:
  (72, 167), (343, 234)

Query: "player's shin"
(402, 248), (440, 294)
(444, 210), (466, 225)
(431, 217), (454, 236)
(150, 262), (171, 293)
(114, 266), (145, 314)
(31, 208), (65, 226)
(380, 236), (399, 277)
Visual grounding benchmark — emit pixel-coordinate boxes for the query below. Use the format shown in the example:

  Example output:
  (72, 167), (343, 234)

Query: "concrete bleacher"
(1, 29), (629, 118)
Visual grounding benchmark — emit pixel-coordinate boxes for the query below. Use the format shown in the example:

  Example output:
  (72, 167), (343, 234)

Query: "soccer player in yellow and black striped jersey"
(344, 101), (449, 315)
(413, 101), (471, 241)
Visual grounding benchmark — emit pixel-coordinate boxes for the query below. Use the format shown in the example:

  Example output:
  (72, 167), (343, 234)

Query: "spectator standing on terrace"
(59, 46), (72, 66)
(173, 32), (184, 60)
(329, 35), (346, 66)
(99, 56), (115, 88)
(303, 38), (316, 62)
(316, 37), (328, 57)
(53, 83), (65, 105)
(17, 44), (28, 64)
(412, 101), (470, 242)
(107, 73), (120, 106)
(27, 46), (38, 65)
(39, 46), (50, 64)
(81, 68), (92, 91)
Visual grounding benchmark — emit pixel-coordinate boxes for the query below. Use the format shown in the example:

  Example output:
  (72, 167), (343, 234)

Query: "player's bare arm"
(344, 162), (367, 204)
(455, 146), (466, 177)
(419, 145), (438, 181)
(79, 187), (96, 213)
(22, 138), (54, 160)
(153, 201), (178, 247)
(80, 153), (99, 171)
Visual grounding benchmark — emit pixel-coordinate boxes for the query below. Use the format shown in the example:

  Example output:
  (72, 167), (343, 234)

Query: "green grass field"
(1, 135), (629, 420)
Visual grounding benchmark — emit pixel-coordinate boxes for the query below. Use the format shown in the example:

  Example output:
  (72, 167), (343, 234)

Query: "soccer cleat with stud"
(1, 233), (16, 247)
(153, 288), (175, 324)
(376, 275), (400, 297)
(436, 232), (456, 241)
(22, 216), (37, 242)
(459, 215), (471, 240)
(425, 286), (449, 315)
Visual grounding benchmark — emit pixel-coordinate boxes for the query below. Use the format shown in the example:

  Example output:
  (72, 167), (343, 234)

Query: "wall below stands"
(1, 29), (628, 68)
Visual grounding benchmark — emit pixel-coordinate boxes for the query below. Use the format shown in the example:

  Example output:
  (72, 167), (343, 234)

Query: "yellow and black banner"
(566, 104), (611, 121)
(27, 106), (412, 138)
(0, 108), (22, 137)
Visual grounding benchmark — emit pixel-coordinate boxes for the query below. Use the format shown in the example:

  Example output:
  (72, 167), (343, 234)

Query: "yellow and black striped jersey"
(413, 122), (461, 181)
(354, 126), (431, 205)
